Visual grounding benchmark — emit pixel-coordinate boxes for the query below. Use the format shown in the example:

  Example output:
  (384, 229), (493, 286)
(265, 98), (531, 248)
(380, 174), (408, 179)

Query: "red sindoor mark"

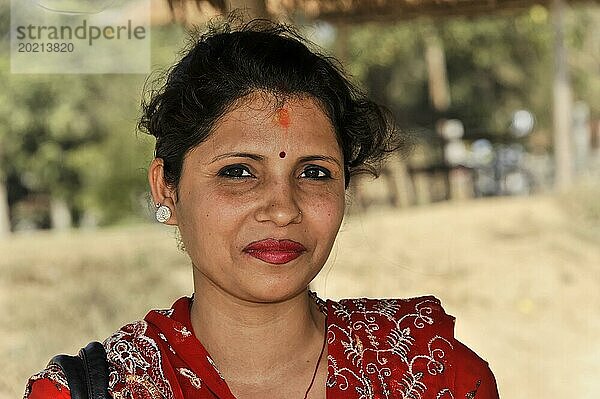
(275, 108), (291, 128)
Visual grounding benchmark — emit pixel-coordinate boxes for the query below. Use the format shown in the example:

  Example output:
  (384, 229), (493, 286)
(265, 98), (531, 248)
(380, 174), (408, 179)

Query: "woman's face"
(156, 93), (346, 303)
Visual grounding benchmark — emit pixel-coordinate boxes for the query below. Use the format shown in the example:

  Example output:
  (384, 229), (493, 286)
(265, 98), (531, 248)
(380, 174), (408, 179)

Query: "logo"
(12, 0), (150, 73)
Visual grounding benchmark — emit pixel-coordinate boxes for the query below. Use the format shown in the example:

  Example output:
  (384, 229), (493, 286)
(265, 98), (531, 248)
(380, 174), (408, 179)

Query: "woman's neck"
(189, 274), (326, 390)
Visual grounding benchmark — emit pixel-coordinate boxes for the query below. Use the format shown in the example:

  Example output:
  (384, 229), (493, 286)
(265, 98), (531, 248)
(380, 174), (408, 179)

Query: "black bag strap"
(48, 341), (111, 399)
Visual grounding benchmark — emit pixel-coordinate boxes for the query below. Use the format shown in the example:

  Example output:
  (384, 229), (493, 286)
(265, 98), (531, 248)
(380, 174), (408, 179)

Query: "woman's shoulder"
(326, 294), (451, 328)
(325, 295), (499, 398)
(452, 339), (499, 398)
(23, 317), (149, 399)
(325, 294), (455, 344)
(23, 297), (188, 399)
(23, 364), (70, 399)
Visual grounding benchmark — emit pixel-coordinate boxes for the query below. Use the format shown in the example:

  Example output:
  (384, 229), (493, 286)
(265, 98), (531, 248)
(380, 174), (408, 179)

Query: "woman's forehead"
(200, 95), (340, 156)
(222, 92), (327, 125)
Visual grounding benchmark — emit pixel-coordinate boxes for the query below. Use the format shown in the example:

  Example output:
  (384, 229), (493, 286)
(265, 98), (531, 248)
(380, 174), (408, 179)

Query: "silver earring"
(155, 203), (171, 223)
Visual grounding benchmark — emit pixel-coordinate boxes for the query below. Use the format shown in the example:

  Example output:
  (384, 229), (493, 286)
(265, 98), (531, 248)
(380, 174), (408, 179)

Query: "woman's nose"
(254, 179), (302, 226)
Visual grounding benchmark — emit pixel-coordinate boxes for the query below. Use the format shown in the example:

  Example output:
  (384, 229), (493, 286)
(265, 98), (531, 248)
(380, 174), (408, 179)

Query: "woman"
(24, 19), (499, 399)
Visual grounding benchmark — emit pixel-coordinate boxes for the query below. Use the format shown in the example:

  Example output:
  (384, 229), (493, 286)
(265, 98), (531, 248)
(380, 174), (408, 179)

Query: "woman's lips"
(243, 239), (307, 265)
(245, 251), (304, 265)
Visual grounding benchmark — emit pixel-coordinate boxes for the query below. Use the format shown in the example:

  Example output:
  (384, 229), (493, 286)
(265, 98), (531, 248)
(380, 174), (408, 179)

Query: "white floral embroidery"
(436, 388), (455, 398)
(327, 297), (453, 399)
(174, 325), (192, 338)
(112, 340), (151, 373)
(104, 320), (175, 399)
(155, 308), (175, 318)
(108, 369), (119, 391)
(178, 367), (202, 389)
(23, 364), (68, 398)
(206, 356), (225, 380)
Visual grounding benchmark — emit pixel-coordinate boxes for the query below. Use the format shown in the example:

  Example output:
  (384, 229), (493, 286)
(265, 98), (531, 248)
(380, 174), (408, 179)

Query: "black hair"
(138, 17), (407, 198)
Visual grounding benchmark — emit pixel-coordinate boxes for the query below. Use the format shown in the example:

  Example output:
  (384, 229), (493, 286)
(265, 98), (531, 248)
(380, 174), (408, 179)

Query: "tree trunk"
(0, 177), (11, 237)
(423, 24), (454, 200)
(50, 197), (72, 231)
(423, 27), (450, 112)
(551, 0), (574, 191)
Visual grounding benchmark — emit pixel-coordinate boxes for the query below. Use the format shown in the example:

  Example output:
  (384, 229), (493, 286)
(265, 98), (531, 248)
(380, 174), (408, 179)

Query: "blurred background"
(1, 0), (599, 398)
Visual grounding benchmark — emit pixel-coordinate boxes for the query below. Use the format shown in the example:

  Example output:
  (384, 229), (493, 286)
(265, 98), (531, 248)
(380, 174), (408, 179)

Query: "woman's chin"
(192, 255), (321, 304)
(234, 279), (312, 304)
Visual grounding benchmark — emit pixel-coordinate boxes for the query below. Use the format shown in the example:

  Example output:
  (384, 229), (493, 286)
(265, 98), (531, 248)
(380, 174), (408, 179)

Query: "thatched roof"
(152, 0), (600, 25)
(288, 0), (600, 22)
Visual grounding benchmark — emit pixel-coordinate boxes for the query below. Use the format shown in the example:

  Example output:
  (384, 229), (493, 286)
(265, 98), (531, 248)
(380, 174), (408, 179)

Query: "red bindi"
(279, 151), (286, 158)
(275, 108), (291, 128)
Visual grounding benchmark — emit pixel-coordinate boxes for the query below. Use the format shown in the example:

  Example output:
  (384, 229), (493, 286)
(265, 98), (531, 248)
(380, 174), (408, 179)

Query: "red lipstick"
(243, 239), (307, 265)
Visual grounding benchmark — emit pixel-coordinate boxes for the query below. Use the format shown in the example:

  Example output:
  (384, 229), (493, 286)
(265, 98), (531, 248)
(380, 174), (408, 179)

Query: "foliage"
(1, 4), (599, 228)
(0, 20), (186, 227)
(566, 7), (600, 119)
(342, 5), (599, 141)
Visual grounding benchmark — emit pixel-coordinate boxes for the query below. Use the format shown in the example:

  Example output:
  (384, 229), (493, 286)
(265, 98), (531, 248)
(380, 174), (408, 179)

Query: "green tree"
(342, 5), (598, 142)
(0, 13), (186, 229)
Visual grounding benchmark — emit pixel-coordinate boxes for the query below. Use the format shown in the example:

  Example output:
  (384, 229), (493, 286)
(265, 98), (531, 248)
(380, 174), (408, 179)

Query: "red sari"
(24, 292), (499, 399)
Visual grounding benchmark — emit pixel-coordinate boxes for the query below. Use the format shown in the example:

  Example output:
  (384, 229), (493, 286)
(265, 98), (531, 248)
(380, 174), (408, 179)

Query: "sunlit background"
(1, 0), (599, 398)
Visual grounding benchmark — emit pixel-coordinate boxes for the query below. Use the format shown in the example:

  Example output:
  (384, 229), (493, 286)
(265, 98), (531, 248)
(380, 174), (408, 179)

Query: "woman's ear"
(148, 157), (178, 225)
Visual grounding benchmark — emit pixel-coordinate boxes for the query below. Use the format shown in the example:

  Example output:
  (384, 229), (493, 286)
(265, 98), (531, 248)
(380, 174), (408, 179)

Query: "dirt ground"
(313, 195), (600, 399)
(2, 195), (599, 398)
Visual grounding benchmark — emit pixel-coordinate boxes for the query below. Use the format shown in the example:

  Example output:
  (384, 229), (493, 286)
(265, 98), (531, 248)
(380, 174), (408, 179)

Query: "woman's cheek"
(213, 181), (265, 203)
(304, 197), (344, 227)
(305, 183), (345, 209)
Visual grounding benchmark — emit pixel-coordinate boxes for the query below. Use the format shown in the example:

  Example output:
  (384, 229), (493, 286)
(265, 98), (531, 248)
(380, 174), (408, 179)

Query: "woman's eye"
(301, 166), (331, 180)
(218, 165), (253, 179)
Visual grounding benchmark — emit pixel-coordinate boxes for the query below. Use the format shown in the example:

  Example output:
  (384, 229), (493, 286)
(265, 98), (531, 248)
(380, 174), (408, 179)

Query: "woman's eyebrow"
(298, 155), (341, 167)
(209, 152), (341, 167)
(209, 152), (264, 164)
